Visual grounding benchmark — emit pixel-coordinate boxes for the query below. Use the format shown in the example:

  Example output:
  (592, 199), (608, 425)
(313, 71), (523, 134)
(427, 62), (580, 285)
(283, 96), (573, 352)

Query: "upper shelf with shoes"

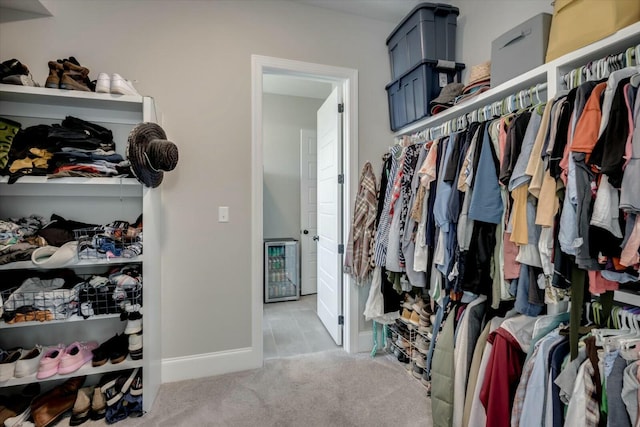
(0, 84), (147, 125)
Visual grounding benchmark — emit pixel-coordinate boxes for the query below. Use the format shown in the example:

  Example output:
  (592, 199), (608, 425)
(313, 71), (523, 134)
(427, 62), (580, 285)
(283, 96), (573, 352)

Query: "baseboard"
(358, 330), (373, 353)
(161, 347), (261, 383)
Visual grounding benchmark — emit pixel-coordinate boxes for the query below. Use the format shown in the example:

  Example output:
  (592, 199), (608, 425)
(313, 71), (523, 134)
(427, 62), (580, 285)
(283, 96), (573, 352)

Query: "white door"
(316, 87), (343, 346)
(300, 129), (318, 296)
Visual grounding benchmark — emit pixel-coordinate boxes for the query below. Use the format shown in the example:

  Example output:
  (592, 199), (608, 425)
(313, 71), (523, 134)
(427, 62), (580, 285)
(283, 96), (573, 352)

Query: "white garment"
(564, 360), (591, 427)
(590, 174), (623, 238)
(363, 266), (398, 324)
(413, 188), (431, 272)
(539, 226), (555, 277)
(385, 196), (403, 272)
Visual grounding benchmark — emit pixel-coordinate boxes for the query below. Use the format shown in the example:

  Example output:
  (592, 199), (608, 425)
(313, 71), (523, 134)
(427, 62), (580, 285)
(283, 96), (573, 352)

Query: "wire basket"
(77, 283), (142, 317)
(74, 224), (143, 260)
(1, 286), (78, 323)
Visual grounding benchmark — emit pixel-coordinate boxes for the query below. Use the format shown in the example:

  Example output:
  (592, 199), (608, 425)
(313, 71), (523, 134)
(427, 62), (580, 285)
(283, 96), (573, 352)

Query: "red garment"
(479, 327), (526, 427)
(570, 82), (607, 161)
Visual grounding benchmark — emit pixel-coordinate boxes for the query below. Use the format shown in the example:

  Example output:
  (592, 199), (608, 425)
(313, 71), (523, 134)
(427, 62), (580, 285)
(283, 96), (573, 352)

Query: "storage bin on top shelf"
(545, 0), (640, 62)
(386, 59), (465, 132)
(387, 2), (459, 80)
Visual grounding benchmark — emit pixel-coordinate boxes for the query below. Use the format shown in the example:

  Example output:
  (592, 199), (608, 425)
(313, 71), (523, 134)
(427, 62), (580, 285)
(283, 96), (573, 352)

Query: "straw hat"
(466, 61), (491, 86)
(126, 123), (178, 188)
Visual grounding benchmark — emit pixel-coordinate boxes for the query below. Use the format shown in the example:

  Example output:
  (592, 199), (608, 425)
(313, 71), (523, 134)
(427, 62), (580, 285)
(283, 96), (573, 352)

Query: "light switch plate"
(218, 206), (229, 222)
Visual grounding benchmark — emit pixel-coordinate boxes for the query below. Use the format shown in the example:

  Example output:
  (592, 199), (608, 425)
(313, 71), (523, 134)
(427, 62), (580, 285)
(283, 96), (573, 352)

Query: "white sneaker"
(110, 73), (139, 95)
(14, 345), (43, 378)
(0, 348), (22, 381)
(95, 72), (111, 93)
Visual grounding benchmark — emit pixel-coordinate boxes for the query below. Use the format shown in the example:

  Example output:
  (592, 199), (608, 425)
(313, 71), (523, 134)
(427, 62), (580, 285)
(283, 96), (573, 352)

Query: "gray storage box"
(387, 2), (459, 80)
(490, 13), (552, 87)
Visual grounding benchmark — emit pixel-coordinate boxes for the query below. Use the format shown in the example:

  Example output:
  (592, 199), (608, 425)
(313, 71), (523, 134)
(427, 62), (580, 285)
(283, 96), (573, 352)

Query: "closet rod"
(402, 82), (548, 144)
(562, 43), (640, 90)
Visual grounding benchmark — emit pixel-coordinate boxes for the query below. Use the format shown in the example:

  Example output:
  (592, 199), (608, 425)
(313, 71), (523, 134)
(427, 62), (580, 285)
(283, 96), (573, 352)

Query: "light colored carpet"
(58, 350), (431, 426)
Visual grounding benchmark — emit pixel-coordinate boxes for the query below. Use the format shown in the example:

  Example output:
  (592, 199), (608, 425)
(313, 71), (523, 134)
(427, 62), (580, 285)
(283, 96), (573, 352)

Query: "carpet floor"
(56, 350), (431, 427)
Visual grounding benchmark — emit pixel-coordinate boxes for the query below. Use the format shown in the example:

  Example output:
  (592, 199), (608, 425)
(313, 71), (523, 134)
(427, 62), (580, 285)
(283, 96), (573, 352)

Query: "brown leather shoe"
(31, 376), (86, 427)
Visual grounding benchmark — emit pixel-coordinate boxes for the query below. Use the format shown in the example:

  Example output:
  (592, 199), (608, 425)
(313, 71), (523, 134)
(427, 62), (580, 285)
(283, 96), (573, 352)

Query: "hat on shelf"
(126, 122), (179, 188)
(465, 60), (491, 87)
(430, 82), (465, 106)
(31, 241), (78, 268)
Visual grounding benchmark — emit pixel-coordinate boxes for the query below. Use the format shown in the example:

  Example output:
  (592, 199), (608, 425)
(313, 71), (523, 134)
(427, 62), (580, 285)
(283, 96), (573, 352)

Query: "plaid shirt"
(344, 162), (377, 284)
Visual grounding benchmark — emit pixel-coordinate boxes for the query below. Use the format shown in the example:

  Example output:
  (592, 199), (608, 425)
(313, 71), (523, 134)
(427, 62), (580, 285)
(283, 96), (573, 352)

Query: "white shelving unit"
(394, 22), (640, 307)
(0, 84), (161, 414)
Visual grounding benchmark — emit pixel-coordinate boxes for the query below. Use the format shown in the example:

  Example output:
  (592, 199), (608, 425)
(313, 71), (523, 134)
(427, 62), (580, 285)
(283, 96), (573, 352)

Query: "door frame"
(299, 128), (317, 296)
(251, 55), (359, 362)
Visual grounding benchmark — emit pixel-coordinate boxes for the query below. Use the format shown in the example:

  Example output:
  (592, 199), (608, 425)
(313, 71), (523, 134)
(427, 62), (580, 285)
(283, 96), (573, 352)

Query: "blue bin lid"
(386, 2), (460, 45)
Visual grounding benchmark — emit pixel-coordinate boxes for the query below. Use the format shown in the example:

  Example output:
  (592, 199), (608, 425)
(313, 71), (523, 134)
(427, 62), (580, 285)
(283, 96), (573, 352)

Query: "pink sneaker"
(58, 341), (99, 375)
(36, 344), (66, 379)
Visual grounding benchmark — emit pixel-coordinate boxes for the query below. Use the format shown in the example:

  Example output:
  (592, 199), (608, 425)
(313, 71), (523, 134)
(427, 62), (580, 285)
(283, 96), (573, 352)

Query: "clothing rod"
(561, 43), (640, 90)
(403, 82), (548, 144)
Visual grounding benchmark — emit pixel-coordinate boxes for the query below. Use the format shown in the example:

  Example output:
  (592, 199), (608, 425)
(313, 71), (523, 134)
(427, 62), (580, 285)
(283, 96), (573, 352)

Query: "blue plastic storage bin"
(386, 59), (465, 132)
(387, 2), (459, 80)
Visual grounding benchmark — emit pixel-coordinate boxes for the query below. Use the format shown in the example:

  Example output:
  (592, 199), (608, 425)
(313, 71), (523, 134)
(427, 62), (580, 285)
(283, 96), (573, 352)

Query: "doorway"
(251, 55), (359, 363)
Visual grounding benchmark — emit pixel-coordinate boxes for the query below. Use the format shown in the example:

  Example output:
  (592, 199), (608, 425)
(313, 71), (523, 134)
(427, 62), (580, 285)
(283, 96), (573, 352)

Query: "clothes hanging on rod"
(356, 61), (640, 427)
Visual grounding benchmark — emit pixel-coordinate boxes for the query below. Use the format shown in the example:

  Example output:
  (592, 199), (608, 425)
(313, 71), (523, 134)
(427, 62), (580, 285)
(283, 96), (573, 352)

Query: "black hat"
(126, 123), (178, 188)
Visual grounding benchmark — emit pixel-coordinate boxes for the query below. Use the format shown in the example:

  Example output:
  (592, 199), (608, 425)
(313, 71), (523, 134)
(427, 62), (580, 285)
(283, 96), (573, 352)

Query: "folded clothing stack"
(0, 116), (129, 183)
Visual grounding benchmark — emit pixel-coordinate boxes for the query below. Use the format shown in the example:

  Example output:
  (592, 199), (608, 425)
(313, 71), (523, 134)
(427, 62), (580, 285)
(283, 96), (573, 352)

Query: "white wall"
(0, 0), (396, 372)
(449, 0), (554, 83)
(263, 93), (323, 240)
(0, 0), (553, 379)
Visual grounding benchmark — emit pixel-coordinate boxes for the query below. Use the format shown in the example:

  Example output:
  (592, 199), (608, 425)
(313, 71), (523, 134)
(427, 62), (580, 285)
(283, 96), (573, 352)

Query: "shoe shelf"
(0, 83), (161, 412)
(0, 313), (122, 330)
(0, 356), (143, 388)
(0, 256), (143, 271)
(0, 84), (144, 124)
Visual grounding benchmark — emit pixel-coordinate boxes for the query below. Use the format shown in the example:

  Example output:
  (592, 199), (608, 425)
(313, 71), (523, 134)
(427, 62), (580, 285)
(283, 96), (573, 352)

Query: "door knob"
(312, 235), (319, 241)
(303, 230), (309, 234)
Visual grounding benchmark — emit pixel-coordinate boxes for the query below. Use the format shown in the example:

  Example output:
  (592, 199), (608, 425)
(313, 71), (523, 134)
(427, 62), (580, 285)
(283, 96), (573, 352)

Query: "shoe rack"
(386, 306), (432, 394)
(0, 84), (161, 414)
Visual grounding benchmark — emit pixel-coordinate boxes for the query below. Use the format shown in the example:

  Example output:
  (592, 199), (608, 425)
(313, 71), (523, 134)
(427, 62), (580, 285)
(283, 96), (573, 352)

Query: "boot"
(45, 61), (64, 89)
(60, 61), (91, 92)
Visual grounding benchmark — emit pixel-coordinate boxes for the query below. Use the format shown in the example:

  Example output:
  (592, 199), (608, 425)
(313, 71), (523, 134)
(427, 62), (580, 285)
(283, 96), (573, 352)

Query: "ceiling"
(285, 0), (433, 23)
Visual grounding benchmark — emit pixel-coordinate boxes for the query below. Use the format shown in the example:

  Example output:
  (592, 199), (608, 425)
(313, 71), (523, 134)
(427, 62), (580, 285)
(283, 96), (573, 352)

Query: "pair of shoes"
(46, 57), (94, 92)
(408, 310), (421, 327)
(31, 377), (85, 427)
(128, 333), (142, 360)
(92, 334), (129, 367)
(0, 383), (40, 426)
(0, 59), (39, 86)
(402, 293), (416, 310)
(95, 73), (140, 95)
(36, 342), (98, 379)
(412, 364), (424, 379)
(122, 311), (142, 335)
(14, 346), (43, 378)
(0, 348), (22, 382)
(69, 386), (106, 425)
(400, 308), (412, 323)
(415, 336), (429, 353)
(101, 368), (140, 424)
